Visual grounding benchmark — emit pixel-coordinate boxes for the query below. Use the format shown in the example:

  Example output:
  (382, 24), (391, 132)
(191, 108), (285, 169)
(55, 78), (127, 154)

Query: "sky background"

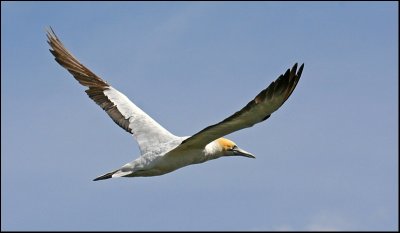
(1, 2), (398, 231)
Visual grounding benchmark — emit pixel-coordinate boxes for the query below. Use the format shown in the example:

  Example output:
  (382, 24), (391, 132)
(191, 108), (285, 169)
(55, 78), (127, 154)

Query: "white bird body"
(46, 27), (303, 181)
(101, 138), (236, 178)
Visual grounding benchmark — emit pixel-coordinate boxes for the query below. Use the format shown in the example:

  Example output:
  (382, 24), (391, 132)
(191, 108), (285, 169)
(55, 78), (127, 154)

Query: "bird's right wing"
(47, 28), (177, 154)
(175, 63), (303, 151)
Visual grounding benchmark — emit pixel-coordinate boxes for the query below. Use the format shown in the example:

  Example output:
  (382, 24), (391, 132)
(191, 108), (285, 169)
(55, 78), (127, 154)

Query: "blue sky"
(1, 2), (398, 231)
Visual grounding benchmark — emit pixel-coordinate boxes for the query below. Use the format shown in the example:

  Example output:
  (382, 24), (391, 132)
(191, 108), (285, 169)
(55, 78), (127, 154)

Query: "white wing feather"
(103, 87), (177, 154)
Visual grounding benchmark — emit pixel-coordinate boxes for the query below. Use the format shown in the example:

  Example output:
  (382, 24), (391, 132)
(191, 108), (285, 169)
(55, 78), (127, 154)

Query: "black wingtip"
(292, 63), (298, 72)
(297, 63), (305, 78)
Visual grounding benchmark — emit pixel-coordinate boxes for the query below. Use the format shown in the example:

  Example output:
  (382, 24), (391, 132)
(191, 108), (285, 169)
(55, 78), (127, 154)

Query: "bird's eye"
(232, 145), (237, 150)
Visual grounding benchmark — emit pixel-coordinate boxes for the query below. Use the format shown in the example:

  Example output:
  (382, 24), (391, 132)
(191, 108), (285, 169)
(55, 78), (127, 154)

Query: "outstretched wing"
(47, 27), (177, 154)
(178, 63), (304, 150)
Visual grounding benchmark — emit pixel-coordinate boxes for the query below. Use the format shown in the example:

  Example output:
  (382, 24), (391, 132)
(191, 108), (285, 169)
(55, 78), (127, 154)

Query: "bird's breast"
(148, 149), (208, 175)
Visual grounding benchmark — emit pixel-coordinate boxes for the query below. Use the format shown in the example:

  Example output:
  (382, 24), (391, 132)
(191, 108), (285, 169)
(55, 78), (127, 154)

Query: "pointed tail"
(93, 169), (133, 181)
(93, 170), (118, 181)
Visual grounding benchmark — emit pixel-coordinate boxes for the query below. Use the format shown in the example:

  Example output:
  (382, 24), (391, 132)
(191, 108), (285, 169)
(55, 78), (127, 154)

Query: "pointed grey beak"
(234, 147), (256, 159)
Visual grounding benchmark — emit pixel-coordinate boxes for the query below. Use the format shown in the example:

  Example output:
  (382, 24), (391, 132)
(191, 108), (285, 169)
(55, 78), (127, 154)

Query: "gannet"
(46, 28), (304, 181)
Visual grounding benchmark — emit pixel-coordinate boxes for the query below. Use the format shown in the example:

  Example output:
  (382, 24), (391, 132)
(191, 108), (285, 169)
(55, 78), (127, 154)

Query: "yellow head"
(216, 138), (236, 151)
(216, 138), (255, 158)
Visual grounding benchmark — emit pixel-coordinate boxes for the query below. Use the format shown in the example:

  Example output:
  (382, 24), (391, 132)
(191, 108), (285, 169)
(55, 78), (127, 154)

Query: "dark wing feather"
(179, 63), (304, 149)
(46, 27), (132, 133)
(47, 27), (177, 154)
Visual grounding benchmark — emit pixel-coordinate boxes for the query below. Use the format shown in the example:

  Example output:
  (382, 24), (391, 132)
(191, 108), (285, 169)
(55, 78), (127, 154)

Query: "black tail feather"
(93, 170), (118, 181)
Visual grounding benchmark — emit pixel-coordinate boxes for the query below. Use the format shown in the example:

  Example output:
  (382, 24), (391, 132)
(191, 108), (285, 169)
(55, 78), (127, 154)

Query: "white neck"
(204, 140), (224, 160)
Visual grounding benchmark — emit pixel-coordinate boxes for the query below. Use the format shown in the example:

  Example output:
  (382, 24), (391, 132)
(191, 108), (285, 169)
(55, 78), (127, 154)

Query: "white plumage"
(47, 28), (304, 181)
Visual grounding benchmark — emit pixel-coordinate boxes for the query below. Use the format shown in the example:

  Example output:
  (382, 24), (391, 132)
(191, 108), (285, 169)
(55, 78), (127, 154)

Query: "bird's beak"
(234, 147), (256, 159)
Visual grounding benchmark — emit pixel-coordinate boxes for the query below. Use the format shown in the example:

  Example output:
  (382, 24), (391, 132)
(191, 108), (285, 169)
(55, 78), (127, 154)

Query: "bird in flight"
(47, 27), (304, 181)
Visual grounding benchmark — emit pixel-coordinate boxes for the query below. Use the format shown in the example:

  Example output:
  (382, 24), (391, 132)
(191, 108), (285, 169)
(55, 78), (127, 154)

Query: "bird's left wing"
(47, 28), (177, 154)
(176, 63), (303, 150)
